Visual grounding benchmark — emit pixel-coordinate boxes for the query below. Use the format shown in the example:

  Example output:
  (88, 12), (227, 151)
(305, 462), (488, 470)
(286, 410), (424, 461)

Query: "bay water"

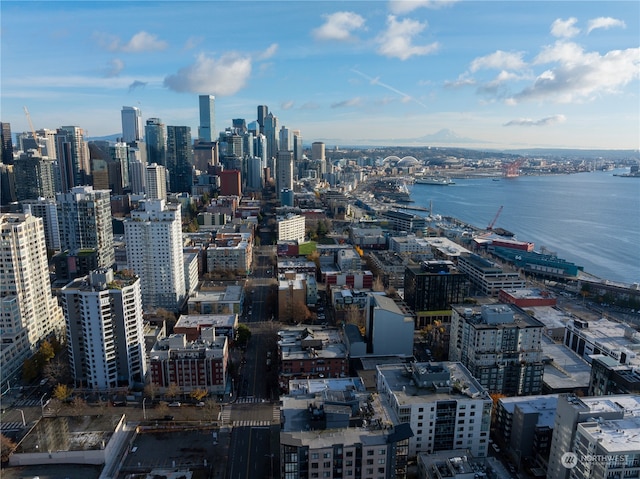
(409, 169), (640, 285)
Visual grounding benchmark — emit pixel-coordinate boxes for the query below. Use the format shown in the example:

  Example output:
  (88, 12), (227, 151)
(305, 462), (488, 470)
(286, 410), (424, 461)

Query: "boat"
(415, 177), (455, 185)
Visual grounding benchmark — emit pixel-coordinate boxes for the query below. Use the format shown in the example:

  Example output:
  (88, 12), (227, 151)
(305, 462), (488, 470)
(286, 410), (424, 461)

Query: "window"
(367, 450), (374, 456)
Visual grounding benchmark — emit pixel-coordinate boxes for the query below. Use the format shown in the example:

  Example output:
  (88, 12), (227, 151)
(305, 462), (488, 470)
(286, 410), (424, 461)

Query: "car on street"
(168, 402), (181, 407)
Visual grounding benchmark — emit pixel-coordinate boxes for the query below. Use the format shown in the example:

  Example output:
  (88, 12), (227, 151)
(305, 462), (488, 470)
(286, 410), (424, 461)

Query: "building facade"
(0, 213), (65, 382)
(198, 95), (216, 143)
(166, 125), (193, 193)
(61, 269), (146, 389)
(449, 304), (545, 396)
(124, 199), (186, 311)
(121, 106), (143, 143)
(145, 163), (167, 201)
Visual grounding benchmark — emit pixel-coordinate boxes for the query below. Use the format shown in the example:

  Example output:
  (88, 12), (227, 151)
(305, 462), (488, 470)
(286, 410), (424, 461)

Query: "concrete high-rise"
(55, 126), (90, 192)
(198, 95), (216, 143)
(166, 125), (193, 193)
(56, 186), (115, 271)
(145, 163), (167, 200)
(121, 106), (143, 143)
(61, 268), (146, 389)
(276, 150), (294, 197)
(279, 125), (292, 152)
(13, 150), (56, 200)
(264, 113), (278, 165)
(145, 118), (166, 166)
(449, 304), (544, 396)
(21, 198), (61, 252)
(0, 213), (65, 382)
(124, 199), (185, 312)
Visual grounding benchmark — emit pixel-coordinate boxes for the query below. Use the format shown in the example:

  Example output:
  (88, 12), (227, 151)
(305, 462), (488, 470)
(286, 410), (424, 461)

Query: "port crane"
(487, 205), (503, 231)
(23, 106), (41, 155)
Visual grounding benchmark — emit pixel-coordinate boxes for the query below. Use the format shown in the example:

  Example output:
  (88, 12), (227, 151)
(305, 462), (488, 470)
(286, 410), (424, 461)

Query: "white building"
(206, 232), (252, 274)
(0, 213), (65, 382)
(21, 197), (61, 252)
(457, 253), (526, 296)
(277, 213), (305, 244)
(145, 163), (167, 201)
(367, 295), (414, 357)
(124, 199), (186, 311)
(121, 106), (143, 143)
(61, 269), (146, 389)
(376, 362), (492, 458)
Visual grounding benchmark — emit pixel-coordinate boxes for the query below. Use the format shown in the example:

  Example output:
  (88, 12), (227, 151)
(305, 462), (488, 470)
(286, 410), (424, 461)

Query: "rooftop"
(579, 416), (640, 453)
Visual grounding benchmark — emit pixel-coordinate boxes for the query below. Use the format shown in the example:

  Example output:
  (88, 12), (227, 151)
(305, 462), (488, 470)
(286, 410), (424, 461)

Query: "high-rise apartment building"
(1, 122), (13, 165)
(0, 213), (65, 382)
(145, 118), (166, 166)
(56, 186), (115, 273)
(121, 106), (143, 143)
(13, 151), (56, 201)
(124, 199), (185, 311)
(21, 198), (61, 252)
(145, 163), (167, 200)
(404, 261), (470, 327)
(198, 95), (216, 143)
(276, 150), (294, 196)
(61, 268), (146, 389)
(166, 125), (193, 193)
(449, 304), (544, 396)
(55, 126), (90, 192)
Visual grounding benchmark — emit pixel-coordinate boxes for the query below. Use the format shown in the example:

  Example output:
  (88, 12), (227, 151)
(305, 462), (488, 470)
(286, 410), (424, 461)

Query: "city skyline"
(1, 1), (639, 150)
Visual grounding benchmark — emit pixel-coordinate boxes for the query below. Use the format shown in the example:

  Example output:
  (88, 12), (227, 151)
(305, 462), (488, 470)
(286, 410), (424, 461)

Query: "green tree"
(236, 324), (252, 346)
(53, 383), (73, 402)
(1, 434), (17, 463)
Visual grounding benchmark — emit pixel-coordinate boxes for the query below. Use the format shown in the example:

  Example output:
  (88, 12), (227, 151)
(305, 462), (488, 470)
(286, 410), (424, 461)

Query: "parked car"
(168, 401), (181, 407)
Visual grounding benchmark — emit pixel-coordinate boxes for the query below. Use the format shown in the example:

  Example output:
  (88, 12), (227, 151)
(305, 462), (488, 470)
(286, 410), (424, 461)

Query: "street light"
(17, 409), (26, 427)
(142, 397), (147, 420)
(40, 392), (47, 416)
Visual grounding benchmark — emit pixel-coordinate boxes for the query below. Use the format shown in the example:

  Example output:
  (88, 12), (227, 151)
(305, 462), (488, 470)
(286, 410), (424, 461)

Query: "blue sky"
(2, 1), (638, 150)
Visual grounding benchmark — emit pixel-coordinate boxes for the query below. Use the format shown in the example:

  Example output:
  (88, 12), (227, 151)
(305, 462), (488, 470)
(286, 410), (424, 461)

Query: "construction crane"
(23, 106), (41, 155)
(487, 205), (503, 231)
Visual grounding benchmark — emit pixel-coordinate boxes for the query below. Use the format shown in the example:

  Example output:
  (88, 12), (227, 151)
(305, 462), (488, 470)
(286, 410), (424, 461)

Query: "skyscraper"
(61, 268), (146, 389)
(21, 198), (61, 252)
(1, 122), (13, 165)
(278, 125), (292, 152)
(257, 105), (268, 134)
(124, 199), (185, 311)
(56, 186), (115, 272)
(276, 150), (294, 197)
(166, 125), (193, 193)
(121, 106), (143, 143)
(55, 126), (90, 192)
(145, 118), (166, 166)
(198, 95), (216, 143)
(264, 113), (278, 170)
(0, 213), (65, 381)
(145, 163), (167, 200)
(13, 150), (56, 200)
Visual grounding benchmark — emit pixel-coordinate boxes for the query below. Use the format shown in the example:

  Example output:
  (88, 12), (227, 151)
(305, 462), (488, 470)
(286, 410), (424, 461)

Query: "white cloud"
(587, 17), (626, 34)
(258, 43), (278, 60)
(550, 17), (580, 38)
(281, 100), (295, 110)
(511, 42), (640, 103)
(388, 0), (458, 14)
(376, 15), (439, 60)
(94, 30), (168, 53)
(184, 36), (204, 50)
(164, 53), (252, 95)
(128, 80), (147, 92)
(504, 114), (566, 126)
(444, 74), (476, 88)
(103, 58), (124, 78)
(470, 50), (527, 72)
(121, 31), (167, 52)
(312, 12), (365, 41)
(331, 97), (363, 108)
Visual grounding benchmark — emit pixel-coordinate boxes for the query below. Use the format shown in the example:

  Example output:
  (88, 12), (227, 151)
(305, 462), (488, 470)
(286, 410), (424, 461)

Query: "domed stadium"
(396, 156), (420, 167)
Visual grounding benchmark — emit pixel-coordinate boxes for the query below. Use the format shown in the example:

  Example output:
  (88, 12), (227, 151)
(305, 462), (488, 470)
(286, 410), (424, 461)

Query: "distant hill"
(503, 148), (639, 160)
(87, 133), (121, 142)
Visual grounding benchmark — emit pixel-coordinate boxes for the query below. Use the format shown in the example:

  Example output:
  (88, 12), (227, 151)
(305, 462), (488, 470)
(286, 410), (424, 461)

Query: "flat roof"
(579, 417), (640, 453)
(500, 394), (559, 429)
(175, 314), (237, 329)
(542, 336), (592, 391)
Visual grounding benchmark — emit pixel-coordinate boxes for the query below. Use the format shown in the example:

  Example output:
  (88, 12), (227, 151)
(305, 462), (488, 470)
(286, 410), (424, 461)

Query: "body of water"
(409, 169), (640, 285)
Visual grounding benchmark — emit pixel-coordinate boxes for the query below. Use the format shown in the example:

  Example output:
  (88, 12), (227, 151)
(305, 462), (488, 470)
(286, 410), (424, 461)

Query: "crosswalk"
(1, 421), (24, 431)
(235, 396), (267, 404)
(232, 420), (271, 427)
(12, 398), (42, 407)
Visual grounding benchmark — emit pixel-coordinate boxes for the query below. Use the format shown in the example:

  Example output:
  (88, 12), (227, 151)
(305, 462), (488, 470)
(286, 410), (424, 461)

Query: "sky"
(1, 0), (639, 150)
